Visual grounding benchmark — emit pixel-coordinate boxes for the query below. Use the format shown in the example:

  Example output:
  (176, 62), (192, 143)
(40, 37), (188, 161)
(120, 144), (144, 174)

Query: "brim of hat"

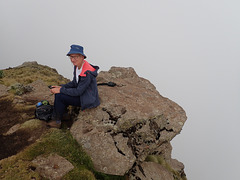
(66, 50), (87, 59)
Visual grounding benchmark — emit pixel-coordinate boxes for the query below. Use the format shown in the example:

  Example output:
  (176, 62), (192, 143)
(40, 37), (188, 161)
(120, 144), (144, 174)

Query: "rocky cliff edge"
(0, 62), (187, 180)
(71, 67), (187, 179)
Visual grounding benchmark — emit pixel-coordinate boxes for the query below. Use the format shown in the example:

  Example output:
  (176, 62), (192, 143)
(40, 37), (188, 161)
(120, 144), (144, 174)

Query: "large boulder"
(22, 80), (54, 104)
(70, 67), (187, 176)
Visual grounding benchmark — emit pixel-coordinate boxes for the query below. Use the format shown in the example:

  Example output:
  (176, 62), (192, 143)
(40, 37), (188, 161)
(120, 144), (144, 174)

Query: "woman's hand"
(50, 86), (61, 94)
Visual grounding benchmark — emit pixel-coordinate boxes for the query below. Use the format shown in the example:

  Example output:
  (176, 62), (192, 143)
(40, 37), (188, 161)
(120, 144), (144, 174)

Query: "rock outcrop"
(0, 62), (187, 179)
(70, 67), (187, 178)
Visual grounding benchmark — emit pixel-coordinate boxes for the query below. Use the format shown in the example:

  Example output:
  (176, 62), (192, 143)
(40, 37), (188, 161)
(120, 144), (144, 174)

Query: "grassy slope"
(0, 129), (125, 180)
(0, 63), (68, 87)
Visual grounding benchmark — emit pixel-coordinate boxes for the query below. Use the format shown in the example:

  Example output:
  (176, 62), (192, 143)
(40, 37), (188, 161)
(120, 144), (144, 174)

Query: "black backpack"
(35, 100), (53, 121)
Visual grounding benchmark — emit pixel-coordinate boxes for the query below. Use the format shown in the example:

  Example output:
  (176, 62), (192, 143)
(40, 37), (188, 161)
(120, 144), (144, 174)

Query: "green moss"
(20, 129), (92, 167)
(0, 157), (43, 180)
(64, 168), (96, 180)
(0, 70), (3, 78)
(145, 155), (187, 180)
(145, 155), (160, 164)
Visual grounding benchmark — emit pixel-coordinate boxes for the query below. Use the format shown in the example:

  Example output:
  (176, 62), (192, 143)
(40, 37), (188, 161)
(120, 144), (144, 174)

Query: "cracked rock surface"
(70, 67), (187, 176)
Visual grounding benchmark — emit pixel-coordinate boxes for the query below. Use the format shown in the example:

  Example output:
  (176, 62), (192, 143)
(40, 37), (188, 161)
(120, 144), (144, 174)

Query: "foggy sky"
(1, 0), (240, 179)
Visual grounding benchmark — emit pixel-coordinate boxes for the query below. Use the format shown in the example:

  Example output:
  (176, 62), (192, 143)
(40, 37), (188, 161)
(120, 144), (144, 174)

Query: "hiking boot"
(47, 120), (61, 129)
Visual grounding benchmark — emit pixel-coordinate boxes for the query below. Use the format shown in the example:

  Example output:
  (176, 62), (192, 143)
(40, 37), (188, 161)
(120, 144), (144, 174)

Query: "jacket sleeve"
(60, 74), (92, 96)
(61, 80), (75, 88)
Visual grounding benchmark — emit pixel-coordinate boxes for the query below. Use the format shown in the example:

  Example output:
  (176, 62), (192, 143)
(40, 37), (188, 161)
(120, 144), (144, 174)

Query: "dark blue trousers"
(53, 93), (81, 121)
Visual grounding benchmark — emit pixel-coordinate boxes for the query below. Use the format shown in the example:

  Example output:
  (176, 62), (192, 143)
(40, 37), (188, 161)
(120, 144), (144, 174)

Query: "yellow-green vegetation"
(0, 70), (3, 78)
(0, 129), (126, 180)
(7, 83), (32, 96)
(19, 119), (44, 131)
(145, 155), (187, 180)
(0, 63), (69, 87)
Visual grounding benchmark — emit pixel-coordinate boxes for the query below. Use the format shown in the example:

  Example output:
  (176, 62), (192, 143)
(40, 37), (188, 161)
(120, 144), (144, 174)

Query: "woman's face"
(69, 54), (84, 68)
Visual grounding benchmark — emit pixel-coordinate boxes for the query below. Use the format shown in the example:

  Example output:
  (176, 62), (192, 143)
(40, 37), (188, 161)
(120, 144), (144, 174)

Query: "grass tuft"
(20, 119), (44, 131)
(0, 70), (3, 78)
(145, 155), (187, 180)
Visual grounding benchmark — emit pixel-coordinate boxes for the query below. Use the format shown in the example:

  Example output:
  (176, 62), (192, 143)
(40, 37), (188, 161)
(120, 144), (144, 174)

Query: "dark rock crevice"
(110, 133), (126, 156)
(102, 107), (127, 125)
(160, 127), (174, 132)
(138, 165), (146, 177)
(149, 119), (161, 140)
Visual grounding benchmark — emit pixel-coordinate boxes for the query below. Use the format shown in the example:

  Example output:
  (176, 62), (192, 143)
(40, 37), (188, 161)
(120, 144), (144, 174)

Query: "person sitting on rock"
(47, 44), (100, 128)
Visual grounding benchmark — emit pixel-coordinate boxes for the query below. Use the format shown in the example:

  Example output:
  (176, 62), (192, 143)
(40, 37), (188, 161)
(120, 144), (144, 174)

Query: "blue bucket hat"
(67, 44), (87, 59)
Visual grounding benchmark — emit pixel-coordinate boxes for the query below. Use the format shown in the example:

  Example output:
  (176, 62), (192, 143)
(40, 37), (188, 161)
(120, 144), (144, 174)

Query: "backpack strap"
(97, 82), (116, 87)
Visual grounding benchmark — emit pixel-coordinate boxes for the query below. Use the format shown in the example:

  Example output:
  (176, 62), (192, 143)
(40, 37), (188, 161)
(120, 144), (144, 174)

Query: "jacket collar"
(79, 60), (96, 77)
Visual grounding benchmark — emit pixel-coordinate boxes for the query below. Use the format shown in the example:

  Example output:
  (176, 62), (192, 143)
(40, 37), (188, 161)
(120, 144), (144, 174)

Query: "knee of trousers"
(54, 93), (71, 105)
(55, 93), (65, 103)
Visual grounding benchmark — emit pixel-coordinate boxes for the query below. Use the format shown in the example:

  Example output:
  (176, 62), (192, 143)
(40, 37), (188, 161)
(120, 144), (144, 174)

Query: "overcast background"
(1, 0), (239, 179)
